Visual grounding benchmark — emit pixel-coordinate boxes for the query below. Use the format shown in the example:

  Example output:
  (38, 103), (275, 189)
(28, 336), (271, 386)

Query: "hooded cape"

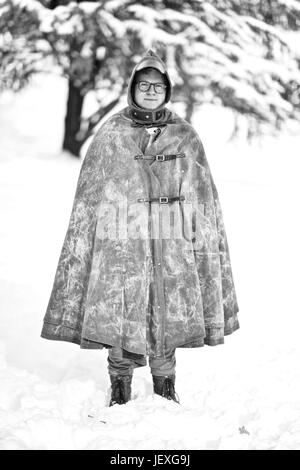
(41, 50), (239, 357)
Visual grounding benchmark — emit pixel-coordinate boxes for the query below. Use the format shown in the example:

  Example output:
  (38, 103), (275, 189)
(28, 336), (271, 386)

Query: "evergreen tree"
(0, 0), (299, 155)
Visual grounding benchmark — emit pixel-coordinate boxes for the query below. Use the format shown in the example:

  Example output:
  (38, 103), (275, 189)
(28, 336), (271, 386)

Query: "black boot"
(109, 374), (132, 407)
(152, 375), (180, 404)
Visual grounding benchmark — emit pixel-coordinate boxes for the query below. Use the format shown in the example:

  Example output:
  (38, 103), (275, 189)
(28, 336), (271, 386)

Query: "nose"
(147, 83), (157, 94)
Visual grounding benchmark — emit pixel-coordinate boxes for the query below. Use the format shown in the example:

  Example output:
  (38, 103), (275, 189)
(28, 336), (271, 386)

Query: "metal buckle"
(159, 196), (169, 204)
(156, 154), (165, 162)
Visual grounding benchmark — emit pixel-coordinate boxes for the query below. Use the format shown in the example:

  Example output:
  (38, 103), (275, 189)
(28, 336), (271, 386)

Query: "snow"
(278, 0), (300, 10)
(124, 20), (185, 47)
(181, 33), (300, 128)
(203, 3), (257, 44)
(127, 4), (162, 26)
(1, 73), (300, 450)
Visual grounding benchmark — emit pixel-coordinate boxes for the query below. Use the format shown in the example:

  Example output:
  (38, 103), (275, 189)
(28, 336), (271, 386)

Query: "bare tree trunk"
(62, 79), (84, 157)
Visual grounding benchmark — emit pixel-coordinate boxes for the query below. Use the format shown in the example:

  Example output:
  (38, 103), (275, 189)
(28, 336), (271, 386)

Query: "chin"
(143, 101), (162, 110)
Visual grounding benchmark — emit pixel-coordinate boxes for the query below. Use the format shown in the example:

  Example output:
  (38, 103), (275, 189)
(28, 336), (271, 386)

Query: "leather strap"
(134, 153), (185, 162)
(129, 108), (165, 125)
(137, 196), (185, 204)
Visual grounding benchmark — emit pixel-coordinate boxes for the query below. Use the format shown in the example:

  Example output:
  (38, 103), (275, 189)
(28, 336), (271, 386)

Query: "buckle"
(156, 154), (165, 162)
(159, 196), (169, 204)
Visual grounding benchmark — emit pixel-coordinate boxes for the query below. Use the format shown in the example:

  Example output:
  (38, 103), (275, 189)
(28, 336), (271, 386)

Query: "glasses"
(136, 80), (167, 94)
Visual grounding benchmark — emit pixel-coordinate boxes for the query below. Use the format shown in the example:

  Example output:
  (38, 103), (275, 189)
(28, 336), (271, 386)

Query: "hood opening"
(127, 49), (172, 110)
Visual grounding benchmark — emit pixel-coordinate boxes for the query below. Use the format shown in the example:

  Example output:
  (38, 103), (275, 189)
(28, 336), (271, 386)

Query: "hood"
(127, 49), (172, 125)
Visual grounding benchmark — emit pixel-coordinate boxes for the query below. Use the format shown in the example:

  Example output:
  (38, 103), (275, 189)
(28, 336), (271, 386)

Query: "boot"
(152, 375), (180, 404)
(109, 374), (132, 407)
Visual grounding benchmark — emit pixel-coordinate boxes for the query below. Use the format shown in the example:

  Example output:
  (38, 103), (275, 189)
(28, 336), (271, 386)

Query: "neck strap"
(126, 104), (176, 128)
(129, 106), (166, 125)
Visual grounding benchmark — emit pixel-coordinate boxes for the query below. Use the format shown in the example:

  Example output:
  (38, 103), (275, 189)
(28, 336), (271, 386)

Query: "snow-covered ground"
(0, 74), (300, 450)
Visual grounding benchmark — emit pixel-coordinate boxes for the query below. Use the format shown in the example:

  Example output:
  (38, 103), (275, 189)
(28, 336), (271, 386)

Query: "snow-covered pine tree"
(0, 0), (46, 91)
(154, 0), (300, 139)
(1, 0), (299, 154)
(0, 0), (185, 155)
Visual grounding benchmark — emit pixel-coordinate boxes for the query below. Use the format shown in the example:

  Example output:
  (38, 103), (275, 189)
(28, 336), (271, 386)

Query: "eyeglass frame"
(135, 80), (167, 94)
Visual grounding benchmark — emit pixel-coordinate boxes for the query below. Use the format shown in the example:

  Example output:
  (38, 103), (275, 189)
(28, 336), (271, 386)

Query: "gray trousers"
(108, 347), (176, 377)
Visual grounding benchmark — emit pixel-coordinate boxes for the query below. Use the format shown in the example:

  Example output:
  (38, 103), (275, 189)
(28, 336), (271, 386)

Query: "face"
(134, 69), (167, 110)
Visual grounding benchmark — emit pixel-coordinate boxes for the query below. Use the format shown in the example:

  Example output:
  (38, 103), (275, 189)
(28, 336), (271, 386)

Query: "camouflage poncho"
(41, 51), (239, 358)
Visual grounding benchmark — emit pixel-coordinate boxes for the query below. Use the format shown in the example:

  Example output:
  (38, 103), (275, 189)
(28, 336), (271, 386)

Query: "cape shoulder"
(84, 107), (208, 175)
(89, 106), (204, 142)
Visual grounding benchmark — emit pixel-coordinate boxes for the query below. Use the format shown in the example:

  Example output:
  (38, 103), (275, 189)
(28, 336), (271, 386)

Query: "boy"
(41, 49), (240, 406)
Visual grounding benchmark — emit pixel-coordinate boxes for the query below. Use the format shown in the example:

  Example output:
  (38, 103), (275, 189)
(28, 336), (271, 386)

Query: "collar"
(126, 104), (175, 128)
(129, 106), (166, 126)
